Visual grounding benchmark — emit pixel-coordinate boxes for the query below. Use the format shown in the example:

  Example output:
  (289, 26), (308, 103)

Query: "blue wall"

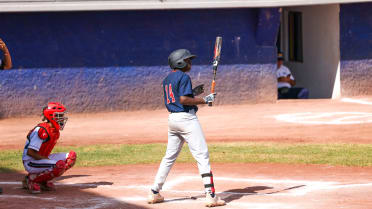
(340, 3), (372, 96)
(0, 8), (279, 117)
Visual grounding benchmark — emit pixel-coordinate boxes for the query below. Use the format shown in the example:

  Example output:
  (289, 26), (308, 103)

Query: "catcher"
(22, 102), (76, 194)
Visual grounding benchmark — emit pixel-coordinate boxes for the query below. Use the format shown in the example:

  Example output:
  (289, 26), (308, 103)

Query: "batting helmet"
(42, 102), (68, 130)
(168, 49), (196, 69)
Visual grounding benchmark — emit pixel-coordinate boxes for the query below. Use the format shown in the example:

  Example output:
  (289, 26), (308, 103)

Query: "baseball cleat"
(40, 181), (56, 191)
(147, 190), (164, 204)
(26, 177), (41, 194)
(205, 193), (225, 207)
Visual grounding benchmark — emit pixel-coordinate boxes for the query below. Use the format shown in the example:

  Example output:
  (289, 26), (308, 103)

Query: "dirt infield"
(1, 164), (372, 209)
(1, 97), (372, 208)
(1, 97), (372, 150)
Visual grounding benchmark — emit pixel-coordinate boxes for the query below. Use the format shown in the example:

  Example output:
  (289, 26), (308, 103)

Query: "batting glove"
(203, 93), (216, 104)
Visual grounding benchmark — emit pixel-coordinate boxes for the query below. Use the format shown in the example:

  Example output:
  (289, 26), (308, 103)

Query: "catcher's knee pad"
(30, 160), (66, 183)
(65, 150), (76, 170)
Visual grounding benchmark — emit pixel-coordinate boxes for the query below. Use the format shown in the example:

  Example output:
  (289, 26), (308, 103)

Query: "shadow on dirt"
(0, 171), (150, 209)
(222, 186), (273, 203)
(222, 185), (305, 203)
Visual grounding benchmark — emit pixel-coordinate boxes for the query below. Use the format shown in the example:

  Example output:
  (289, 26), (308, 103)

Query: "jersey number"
(165, 84), (176, 104)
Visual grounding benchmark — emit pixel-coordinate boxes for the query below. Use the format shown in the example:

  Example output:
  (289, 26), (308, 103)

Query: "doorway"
(277, 4), (341, 99)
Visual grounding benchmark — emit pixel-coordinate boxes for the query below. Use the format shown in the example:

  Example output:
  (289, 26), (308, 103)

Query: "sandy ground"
(1, 97), (372, 150)
(1, 97), (372, 209)
(1, 164), (372, 209)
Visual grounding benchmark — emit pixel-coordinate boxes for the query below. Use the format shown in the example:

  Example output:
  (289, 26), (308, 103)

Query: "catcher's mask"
(42, 102), (68, 130)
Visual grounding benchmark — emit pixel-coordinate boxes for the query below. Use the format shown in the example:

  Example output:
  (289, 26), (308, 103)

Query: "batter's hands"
(203, 93), (216, 104)
(192, 84), (205, 96)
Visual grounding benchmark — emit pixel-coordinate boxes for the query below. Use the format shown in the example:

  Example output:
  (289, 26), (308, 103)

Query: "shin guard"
(29, 160), (66, 184)
(65, 151), (76, 170)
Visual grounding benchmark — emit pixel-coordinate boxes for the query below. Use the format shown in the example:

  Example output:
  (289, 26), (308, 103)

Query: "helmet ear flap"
(177, 61), (184, 68)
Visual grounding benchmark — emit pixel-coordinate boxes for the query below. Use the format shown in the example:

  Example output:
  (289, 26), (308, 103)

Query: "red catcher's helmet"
(42, 102), (68, 130)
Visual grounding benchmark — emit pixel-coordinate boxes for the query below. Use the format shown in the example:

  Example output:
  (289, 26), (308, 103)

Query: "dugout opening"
(277, 4), (341, 99)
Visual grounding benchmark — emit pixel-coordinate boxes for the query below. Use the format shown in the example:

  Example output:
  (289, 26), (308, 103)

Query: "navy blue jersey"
(162, 70), (198, 113)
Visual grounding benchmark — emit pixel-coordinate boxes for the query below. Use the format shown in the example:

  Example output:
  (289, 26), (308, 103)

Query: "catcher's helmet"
(168, 49), (196, 69)
(42, 102), (68, 130)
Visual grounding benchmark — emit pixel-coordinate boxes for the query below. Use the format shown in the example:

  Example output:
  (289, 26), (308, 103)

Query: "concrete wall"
(0, 9), (279, 117)
(340, 2), (372, 96)
(283, 4), (340, 98)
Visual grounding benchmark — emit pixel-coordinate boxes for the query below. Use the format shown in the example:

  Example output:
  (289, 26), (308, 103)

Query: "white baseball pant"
(152, 110), (211, 192)
(23, 153), (68, 174)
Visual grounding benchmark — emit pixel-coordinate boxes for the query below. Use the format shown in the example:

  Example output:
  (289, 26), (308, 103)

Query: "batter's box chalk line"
(116, 176), (372, 197)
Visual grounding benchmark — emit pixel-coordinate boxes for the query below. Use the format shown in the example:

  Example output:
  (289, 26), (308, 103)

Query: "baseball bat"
(209, 36), (222, 106)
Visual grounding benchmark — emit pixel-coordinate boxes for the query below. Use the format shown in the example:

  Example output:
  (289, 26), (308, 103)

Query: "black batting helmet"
(168, 49), (196, 69)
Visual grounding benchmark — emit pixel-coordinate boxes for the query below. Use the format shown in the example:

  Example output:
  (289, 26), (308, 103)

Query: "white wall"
(0, 0), (369, 12)
(282, 4), (340, 98)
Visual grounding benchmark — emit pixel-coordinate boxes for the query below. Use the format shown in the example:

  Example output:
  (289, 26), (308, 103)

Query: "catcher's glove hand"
(192, 84), (205, 96)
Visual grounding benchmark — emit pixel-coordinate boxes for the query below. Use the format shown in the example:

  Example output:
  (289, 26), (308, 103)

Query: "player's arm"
(26, 127), (49, 160)
(179, 74), (216, 105)
(289, 75), (296, 87)
(180, 96), (206, 105)
(0, 39), (12, 70)
(27, 148), (49, 160)
(180, 93), (216, 106)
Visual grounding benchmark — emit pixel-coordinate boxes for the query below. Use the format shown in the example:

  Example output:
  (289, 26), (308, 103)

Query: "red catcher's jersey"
(36, 122), (60, 157)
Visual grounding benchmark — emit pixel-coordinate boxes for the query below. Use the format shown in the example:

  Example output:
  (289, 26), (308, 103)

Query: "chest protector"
(27, 123), (60, 157)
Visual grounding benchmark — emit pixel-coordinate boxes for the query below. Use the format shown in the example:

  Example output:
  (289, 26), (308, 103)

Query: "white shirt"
(22, 127), (44, 161)
(277, 65), (294, 88)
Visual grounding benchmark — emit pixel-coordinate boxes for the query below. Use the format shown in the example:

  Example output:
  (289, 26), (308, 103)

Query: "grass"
(1, 142), (372, 172)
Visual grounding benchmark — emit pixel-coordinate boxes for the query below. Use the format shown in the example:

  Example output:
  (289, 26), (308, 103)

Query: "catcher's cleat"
(205, 193), (225, 207)
(147, 190), (164, 204)
(40, 181), (56, 191)
(26, 177), (41, 194)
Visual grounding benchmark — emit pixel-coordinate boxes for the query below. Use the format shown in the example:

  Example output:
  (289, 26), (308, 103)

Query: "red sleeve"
(38, 127), (49, 140)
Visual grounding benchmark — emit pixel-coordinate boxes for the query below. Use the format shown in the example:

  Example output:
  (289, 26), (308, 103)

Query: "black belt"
(170, 109), (195, 113)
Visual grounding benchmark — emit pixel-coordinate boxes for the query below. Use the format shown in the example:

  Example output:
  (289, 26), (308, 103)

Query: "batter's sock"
(151, 189), (159, 194)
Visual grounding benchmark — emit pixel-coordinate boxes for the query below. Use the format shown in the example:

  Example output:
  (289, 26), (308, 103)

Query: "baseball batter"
(22, 102), (76, 194)
(148, 49), (225, 207)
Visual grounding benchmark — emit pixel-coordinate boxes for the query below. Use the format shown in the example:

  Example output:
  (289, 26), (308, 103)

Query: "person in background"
(0, 38), (12, 70)
(277, 53), (309, 99)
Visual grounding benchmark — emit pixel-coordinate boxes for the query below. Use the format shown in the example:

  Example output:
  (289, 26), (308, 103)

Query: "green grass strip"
(1, 142), (372, 172)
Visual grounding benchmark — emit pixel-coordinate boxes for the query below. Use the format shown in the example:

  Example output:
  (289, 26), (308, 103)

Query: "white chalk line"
(342, 98), (372, 105)
(0, 194), (56, 200)
(118, 196), (294, 209)
(53, 197), (114, 209)
(163, 176), (195, 190)
(275, 112), (372, 125)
